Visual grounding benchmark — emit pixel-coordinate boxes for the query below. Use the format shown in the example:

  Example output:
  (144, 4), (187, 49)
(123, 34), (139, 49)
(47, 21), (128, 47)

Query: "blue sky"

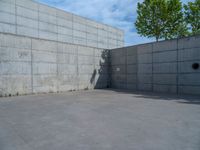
(36, 0), (194, 46)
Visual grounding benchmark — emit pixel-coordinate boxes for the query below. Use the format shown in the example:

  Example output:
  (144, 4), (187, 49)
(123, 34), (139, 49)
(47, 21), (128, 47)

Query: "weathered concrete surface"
(111, 35), (200, 95)
(0, 0), (124, 49)
(0, 89), (200, 150)
(0, 33), (110, 96)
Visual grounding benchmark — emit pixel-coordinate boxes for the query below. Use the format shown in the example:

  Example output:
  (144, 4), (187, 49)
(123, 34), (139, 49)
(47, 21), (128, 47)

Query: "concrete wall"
(0, 0), (124, 49)
(0, 33), (109, 96)
(111, 35), (200, 95)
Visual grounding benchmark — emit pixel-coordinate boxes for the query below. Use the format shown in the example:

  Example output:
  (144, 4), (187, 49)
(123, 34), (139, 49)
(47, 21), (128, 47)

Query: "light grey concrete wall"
(111, 35), (200, 95)
(0, 33), (109, 96)
(0, 0), (124, 49)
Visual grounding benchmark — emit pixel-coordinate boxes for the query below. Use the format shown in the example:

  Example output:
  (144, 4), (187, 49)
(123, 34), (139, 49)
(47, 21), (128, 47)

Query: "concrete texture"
(111, 35), (200, 95)
(0, 33), (110, 96)
(0, 0), (124, 49)
(0, 89), (200, 150)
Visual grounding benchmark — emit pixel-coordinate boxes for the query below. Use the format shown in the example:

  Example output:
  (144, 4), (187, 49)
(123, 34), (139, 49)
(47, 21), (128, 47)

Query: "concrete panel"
(0, 75), (31, 96)
(153, 63), (177, 74)
(78, 55), (94, 65)
(178, 48), (200, 61)
(39, 30), (58, 41)
(39, 13), (57, 24)
(138, 64), (152, 74)
(127, 84), (137, 90)
(137, 43), (152, 54)
(79, 65), (94, 74)
(33, 63), (57, 75)
(153, 51), (177, 63)
(16, 6), (38, 19)
(111, 65), (126, 74)
(16, 0), (38, 10)
(153, 85), (177, 94)
(58, 64), (77, 75)
(32, 39), (57, 52)
(153, 74), (177, 85)
(111, 55), (126, 65)
(17, 16), (38, 29)
(32, 51), (56, 63)
(178, 61), (200, 73)
(73, 30), (86, 39)
(56, 10), (73, 21)
(153, 40), (177, 52)
(32, 75), (57, 93)
(57, 43), (77, 54)
(127, 65), (137, 74)
(57, 18), (72, 28)
(0, 47), (31, 62)
(39, 4), (57, 16)
(17, 26), (39, 38)
(126, 46), (137, 56)
(87, 26), (98, 34)
(0, 1), (15, 14)
(57, 34), (73, 43)
(127, 74), (137, 84)
(87, 40), (98, 47)
(0, 12), (15, 24)
(57, 26), (72, 36)
(178, 35), (200, 49)
(58, 53), (77, 64)
(112, 74), (126, 83)
(78, 46), (94, 56)
(73, 22), (86, 32)
(0, 34), (31, 49)
(138, 74), (152, 84)
(138, 53), (152, 64)
(39, 22), (57, 33)
(73, 37), (86, 46)
(127, 55), (137, 65)
(0, 61), (31, 75)
(138, 83), (152, 91)
(178, 86), (200, 95)
(179, 74), (200, 86)
(0, 22), (16, 34)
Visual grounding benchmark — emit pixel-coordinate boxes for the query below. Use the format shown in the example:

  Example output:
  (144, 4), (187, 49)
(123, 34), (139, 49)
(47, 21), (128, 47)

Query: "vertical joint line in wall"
(56, 43), (58, 92)
(152, 44), (154, 92)
(93, 48), (95, 88)
(72, 15), (74, 44)
(37, 4), (39, 38)
(125, 48), (128, 89)
(56, 11), (58, 42)
(31, 39), (33, 93)
(176, 39), (179, 94)
(15, 0), (17, 34)
(76, 46), (79, 90)
(136, 46), (138, 91)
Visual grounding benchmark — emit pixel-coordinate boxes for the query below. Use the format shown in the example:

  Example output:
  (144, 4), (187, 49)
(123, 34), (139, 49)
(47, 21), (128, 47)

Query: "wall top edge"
(31, 0), (124, 33)
(111, 34), (200, 50)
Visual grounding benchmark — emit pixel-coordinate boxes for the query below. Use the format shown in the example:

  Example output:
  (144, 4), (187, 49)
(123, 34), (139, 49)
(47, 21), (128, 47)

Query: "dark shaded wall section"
(110, 35), (200, 95)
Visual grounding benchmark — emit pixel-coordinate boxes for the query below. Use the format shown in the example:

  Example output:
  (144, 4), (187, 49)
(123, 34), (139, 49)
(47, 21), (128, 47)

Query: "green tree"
(184, 0), (200, 35)
(135, 0), (187, 41)
(164, 0), (188, 39)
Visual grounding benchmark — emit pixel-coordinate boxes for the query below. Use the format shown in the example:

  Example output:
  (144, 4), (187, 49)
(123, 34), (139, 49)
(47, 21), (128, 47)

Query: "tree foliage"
(135, 0), (187, 41)
(184, 0), (200, 35)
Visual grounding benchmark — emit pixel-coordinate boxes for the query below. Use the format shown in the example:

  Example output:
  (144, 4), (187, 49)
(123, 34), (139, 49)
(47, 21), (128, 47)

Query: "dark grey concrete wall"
(0, 33), (109, 96)
(111, 35), (200, 95)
